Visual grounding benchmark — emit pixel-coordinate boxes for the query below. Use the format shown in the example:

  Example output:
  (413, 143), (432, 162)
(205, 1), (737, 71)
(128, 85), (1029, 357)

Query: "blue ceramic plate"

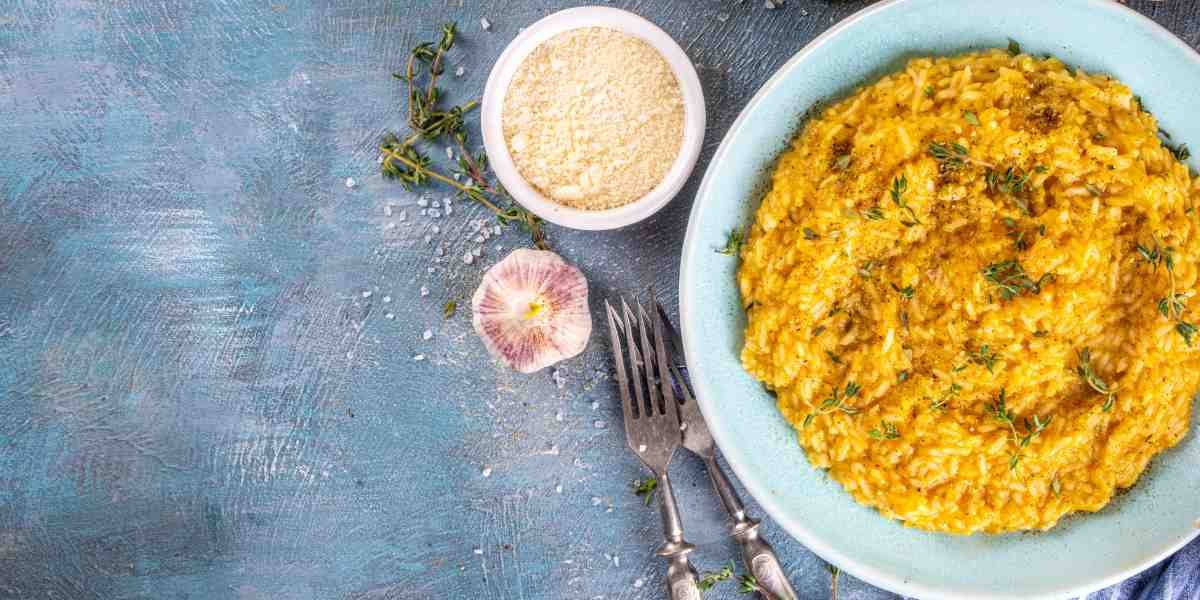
(679, 0), (1200, 598)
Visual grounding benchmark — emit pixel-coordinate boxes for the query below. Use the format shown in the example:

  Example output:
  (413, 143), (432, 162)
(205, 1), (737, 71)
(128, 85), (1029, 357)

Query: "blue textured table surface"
(1, 1), (1198, 599)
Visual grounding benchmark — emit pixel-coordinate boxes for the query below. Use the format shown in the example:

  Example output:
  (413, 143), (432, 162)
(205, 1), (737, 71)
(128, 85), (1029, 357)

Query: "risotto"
(737, 49), (1199, 534)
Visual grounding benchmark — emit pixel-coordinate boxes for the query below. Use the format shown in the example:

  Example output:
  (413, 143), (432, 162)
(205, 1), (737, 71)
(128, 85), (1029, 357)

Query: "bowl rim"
(480, 6), (706, 231)
(678, 0), (1200, 598)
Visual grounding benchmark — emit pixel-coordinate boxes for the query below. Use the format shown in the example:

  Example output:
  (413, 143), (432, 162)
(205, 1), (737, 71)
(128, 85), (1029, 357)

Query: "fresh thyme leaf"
(698, 563), (735, 591)
(803, 227), (821, 241)
(1076, 347), (1118, 409)
(970, 344), (999, 373)
(443, 300), (457, 318)
(1168, 143), (1191, 162)
(952, 364), (968, 373)
(930, 382), (961, 411)
(716, 228), (745, 255)
(812, 324), (827, 337)
(923, 85), (934, 99)
(982, 259), (1052, 300)
(633, 477), (658, 505)
(802, 413), (815, 428)
(1007, 38), (1021, 56)
(897, 370), (910, 383)
(1176, 321), (1197, 346)
(1051, 477), (1062, 496)
(963, 111), (981, 126)
(1158, 294), (1187, 319)
(1033, 330), (1049, 337)
(844, 381), (861, 398)
(826, 350), (842, 365)
(1086, 183), (1104, 197)
(737, 575), (776, 598)
(929, 141), (969, 171)
(988, 388), (1051, 471)
(857, 259), (881, 278)
(862, 206), (885, 221)
(1092, 132), (1106, 141)
(817, 382), (860, 416)
(889, 174), (921, 224)
(834, 153), (852, 171)
(985, 166), (1033, 214)
(868, 421), (900, 440)
(891, 282), (916, 300)
(988, 387), (1015, 427)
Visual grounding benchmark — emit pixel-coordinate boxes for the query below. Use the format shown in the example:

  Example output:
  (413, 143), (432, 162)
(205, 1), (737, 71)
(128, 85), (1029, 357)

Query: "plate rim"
(677, 0), (1200, 597)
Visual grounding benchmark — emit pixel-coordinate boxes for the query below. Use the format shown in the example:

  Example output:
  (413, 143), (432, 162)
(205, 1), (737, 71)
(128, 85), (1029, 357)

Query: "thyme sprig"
(804, 381), (862, 426)
(970, 344), (1000, 373)
(381, 22), (547, 248)
(633, 477), (658, 506)
(1076, 347), (1117, 411)
(738, 575), (777, 599)
(987, 388), (1052, 471)
(930, 382), (961, 411)
(1137, 235), (1196, 346)
(985, 166), (1034, 214)
(982, 259), (1053, 300)
(698, 563), (735, 591)
(889, 175), (921, 225)
(929, 141), (995, 172)
(717, 228), (746, 255)
(868, 421), (900, 440)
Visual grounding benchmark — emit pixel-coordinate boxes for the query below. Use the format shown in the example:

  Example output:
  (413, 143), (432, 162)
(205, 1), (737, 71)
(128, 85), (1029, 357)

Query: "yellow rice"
(737, 50), (1199, 534)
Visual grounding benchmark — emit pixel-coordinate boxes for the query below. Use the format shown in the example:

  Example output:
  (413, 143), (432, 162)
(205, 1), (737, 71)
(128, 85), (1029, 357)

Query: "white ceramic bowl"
(480, 6), (706, 231)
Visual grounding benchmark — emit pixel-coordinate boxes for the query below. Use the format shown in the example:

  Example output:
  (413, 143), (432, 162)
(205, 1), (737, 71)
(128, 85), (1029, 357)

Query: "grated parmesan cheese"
(501, 27), (684, 210)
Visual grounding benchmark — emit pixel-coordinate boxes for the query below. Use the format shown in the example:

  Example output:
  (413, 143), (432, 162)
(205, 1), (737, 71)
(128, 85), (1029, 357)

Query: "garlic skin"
(471, 248), (591, 373)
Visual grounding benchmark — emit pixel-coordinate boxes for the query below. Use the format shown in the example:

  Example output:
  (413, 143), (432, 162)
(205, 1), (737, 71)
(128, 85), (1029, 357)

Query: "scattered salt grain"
(384, 222), (396, 230)
(424, 235), (432, 244)
(413, 354), (426, 361)
(463, 252), (474, 265)
(427, 267), (436, 274)
(594, 420), (606, 429)
(345, 177), (356, 188)
(591, 496), (602, 506)
(480, 17), (491, 31)
(428, 209), (441, 218)
(637, 444), (647, 452)
(472, 246), (482, 257)
(398, 210), (407, 222)
(420, 286), (429, 297)
(555, 410), (563, 422)
(613, 556), (620, 567)
(422, 329), (433, 340)
(383, 296), (391, 303)
(455, 66), (465, 78)
(432, 225), (440, 234)
(473, 548), (484, 555)
(717, 12), (730, 22)
(384, 205), (393, 216)
(493, 225), (502, 236)
(445, 147), (454, 160)
(555, 483), (563, 494)
(444, 203), (452, 216)
(552, 369), (566, 389)
(481, 466), (492, 477)
(634, 579), (645, 589)
(591, 401), (599, 411)
(606, 507), (613, 513)
(417, 198), (429, 208)
(432, 199), (440, 209)
(764, 0), (778, 8)
(362, 290), (372, 298)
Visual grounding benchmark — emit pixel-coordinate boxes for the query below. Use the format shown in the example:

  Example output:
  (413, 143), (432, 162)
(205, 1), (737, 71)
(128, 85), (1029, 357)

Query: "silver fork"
(654, 302), (800, 600)
(605, 298), (701, 600)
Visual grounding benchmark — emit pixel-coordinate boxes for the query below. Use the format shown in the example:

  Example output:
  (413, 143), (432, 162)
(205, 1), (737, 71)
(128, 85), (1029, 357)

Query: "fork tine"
(649, 297), (679, 419)
(635, 300), (664, 416)
(605, 300), (637, 424)
(620, 298), (648, 419)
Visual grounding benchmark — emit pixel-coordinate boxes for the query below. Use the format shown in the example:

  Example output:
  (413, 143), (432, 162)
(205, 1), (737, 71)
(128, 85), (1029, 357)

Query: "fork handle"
(703, 455), (799, 600)
(654, 471), (701, 600)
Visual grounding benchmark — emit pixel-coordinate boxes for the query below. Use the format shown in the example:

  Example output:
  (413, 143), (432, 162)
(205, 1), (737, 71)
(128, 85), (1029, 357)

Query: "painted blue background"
(0, 1), (1196, 599)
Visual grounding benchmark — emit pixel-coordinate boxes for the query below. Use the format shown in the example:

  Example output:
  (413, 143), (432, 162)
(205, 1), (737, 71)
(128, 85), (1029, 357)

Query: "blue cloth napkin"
(1091, 536), (1199, 600)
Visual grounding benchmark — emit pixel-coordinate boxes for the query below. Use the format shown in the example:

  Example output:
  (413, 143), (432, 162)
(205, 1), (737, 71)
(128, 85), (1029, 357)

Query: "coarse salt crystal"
(493, 225), (501, 236)
(634, 579), (645, 589)
(463, 252), (474, 265)
(637, 444), (646, 452)
(591, 401), (599, 411)
(555, 410), (563, 422)
(481, 466), (492, 477)
(385, 312), (394, 320)
(345, 177), (356, 188)
(417, 198), (429, 208)
(422, 329), (433, 340)
(428, 209), (441, 218)
(473, 548), (484, 555)
(455, 66), (465, 77)
(420, 286), (429, 296)
(383, 296), (391, 303)
(594, 420), (606, 429)
(472, 246), (482, 257)
(424, 235), (432, 244)
(398, 210), (407, 222)
(613, 556), (619, 567)
(384, 205), (393, 216)
(555, 483), (563, 494)
(480, 17), (491, 31)
(413, 354), (425, 361)
(384, 222), (396, 230)
(444, 203), (452, 216)
(432, 225), (440, 234)
(591, 496), (602, 506)
(432, 199), (440, 209)
(427, 267), (436, 274)
(362, 290), (372, 298)
(445, 147), (454, 160)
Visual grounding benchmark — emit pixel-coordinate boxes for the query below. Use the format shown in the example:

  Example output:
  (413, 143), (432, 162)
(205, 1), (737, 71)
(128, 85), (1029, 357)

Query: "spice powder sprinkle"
(502, 27), (685, 210)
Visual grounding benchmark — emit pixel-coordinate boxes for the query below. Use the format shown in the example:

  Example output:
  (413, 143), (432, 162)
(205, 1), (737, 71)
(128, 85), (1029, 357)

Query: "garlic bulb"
(471, 248), (591, 373)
